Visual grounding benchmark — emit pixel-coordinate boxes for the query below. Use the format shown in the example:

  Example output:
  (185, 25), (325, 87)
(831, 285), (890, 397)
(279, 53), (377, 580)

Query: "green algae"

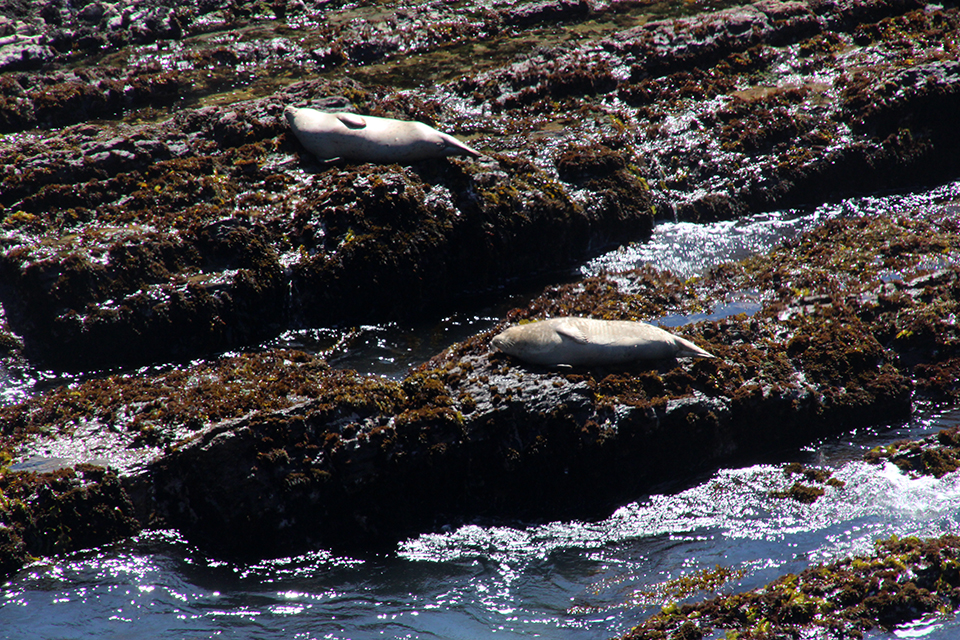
(0, 205), (958, 567)
(1, 0), (960, 582)
(0, 350), (338, 451)
(572, 565), (748, 616)
(6, 0), (960, 372)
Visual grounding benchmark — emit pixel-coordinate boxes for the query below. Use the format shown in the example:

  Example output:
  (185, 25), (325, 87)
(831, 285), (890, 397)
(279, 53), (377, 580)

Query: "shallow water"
(4, 181), (960, 639)
(583, 179), (960, 280)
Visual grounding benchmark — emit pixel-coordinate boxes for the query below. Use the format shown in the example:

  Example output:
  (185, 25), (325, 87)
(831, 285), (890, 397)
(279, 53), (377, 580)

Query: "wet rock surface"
(768, 461), (846, 503)
(0, 80), (653, 368)
(866, 427), (960, 479)
(2, 0), (960, 633)
(618, 533), (960, 639)
(3, 0), (960, 367)
(0, 462), (140, 578)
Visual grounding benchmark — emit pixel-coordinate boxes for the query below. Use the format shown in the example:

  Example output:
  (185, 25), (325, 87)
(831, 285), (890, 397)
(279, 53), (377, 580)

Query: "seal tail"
(674, 336), (715, 359)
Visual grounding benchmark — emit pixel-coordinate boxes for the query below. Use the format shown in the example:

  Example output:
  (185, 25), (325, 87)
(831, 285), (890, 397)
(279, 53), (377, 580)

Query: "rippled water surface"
(4, 181), (960, 639)
(584, 179), (960, 279)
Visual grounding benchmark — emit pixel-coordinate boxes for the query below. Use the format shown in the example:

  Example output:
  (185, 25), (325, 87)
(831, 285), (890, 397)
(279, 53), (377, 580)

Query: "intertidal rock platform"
(3, 0), (960, 368)
(3, 0), (960, 634)
(3, 210), (958, 565)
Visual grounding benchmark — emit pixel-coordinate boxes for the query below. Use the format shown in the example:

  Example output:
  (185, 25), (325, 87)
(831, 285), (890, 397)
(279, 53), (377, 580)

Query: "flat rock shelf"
(2, 0), (960, 637)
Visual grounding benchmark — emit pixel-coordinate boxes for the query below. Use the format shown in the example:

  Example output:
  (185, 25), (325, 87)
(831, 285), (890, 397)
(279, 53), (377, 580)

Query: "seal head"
(491, 317), (715, 366)
(284, 106), (481, 163)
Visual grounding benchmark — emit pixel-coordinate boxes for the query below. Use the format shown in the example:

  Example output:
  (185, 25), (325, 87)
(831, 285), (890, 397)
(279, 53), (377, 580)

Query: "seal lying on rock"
(491, 317), (714, 366)
(284, 106), (481, 163)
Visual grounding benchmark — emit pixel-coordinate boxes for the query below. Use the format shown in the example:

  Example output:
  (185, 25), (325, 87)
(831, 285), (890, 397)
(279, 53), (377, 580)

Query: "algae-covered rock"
(140, 210), (954, 555)
(866, 427), (960, 478)
(0, 464), (140, 576)
(3, 210), (959, 564)
(617, 534), (960, 639)
(0, 79), (654, 368)
(769, 462), (845, 504)
(287, 153), (637, 324)
(4, 0), (960, 604)
(5, 0), (960, 369)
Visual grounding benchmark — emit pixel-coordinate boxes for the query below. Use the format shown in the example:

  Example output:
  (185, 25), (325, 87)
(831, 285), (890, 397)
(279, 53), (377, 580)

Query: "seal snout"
(458, 143), (482, 158)
(451, 140), (482, 158)
(283, 105), (300, 125)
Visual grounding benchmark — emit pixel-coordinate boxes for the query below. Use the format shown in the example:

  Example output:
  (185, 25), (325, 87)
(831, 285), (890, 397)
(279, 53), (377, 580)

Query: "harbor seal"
(284, 106), (482, 163)
(490, 317), (714, 366)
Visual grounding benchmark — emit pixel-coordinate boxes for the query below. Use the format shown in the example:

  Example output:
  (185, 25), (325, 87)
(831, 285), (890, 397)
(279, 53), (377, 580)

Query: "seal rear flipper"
(673, 336), (715, 359)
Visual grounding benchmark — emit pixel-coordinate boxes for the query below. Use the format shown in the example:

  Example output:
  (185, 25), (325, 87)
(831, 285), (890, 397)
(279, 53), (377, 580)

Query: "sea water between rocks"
(3, 181), (960, 639)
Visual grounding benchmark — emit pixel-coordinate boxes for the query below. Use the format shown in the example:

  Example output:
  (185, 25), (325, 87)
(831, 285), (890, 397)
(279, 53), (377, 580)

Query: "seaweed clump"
(0, 350), (333, 454)
(0, 464), (140, 579)
(865, 428), (960, 478)
(769, 462), (846, 504)
(619, 534), (960, 640)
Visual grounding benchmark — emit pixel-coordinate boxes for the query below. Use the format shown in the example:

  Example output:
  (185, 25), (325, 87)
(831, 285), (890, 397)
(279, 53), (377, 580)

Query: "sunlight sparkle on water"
(583, 179), (960, 280)
(401, 454), (960, 578)
(5, 185), (960, 640)
(891, 613), (955, 639)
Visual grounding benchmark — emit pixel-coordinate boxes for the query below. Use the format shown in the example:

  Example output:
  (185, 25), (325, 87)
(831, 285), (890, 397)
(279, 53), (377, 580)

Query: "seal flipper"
(437, 131), (482, 158)
(672, 335), (715, 359)
(554, 321), (590, 345)
(336, 113), (368, 129)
